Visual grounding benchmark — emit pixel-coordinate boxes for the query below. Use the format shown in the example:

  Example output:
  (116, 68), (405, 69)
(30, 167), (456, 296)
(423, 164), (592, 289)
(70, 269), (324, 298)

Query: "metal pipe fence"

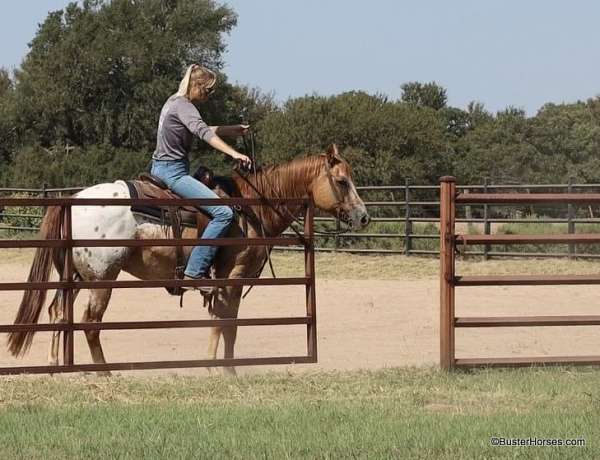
(440, 177), (600, 370)
(0, 196), (317, 375)
(4, 182), (600, 258)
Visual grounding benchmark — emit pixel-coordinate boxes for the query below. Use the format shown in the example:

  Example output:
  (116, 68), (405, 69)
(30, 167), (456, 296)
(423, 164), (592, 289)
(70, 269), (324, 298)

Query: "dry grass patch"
(0, 248), (35, 265)
(272, 251), (600, 280)
(2, 248), (599, 280)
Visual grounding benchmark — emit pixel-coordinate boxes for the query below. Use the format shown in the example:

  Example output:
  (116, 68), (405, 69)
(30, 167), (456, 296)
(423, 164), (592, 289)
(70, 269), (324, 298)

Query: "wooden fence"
(0, 195), (317, 375)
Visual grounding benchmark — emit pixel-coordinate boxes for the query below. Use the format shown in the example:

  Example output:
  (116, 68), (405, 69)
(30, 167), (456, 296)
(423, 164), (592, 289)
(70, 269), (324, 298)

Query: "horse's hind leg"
(82, 288), (114, 376)
(47, 288), (81, 366)
(47, 295), (61, 366)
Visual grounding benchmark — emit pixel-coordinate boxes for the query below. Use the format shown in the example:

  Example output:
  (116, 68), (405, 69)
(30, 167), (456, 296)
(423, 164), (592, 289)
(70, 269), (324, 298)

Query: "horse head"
(311, 144), (370, 230)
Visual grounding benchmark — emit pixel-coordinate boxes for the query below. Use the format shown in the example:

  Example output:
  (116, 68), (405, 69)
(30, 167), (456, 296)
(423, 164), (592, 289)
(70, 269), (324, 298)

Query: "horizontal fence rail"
(0, 196), (318, 375)
(4, 182), (600, 258)
(440, 176), (600, 370)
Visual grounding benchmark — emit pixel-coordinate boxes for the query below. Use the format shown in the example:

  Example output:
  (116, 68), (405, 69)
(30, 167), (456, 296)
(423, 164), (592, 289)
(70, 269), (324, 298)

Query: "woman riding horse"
(151, 64), (252, 292)
(7, 66), (371, 374)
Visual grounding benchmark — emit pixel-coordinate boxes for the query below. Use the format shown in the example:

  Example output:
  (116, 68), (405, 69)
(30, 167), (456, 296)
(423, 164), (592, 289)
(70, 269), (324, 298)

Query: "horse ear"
(326, 144), (340, 167)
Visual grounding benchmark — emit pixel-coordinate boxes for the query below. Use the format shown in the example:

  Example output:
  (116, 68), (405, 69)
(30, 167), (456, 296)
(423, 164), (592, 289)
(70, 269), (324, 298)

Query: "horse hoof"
(222, 367), (237, 377)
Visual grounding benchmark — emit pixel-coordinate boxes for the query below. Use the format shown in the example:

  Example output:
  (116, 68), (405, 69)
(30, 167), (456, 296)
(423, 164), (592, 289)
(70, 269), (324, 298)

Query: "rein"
(237, 130), (351, 237)
(235, 126), (352, 298)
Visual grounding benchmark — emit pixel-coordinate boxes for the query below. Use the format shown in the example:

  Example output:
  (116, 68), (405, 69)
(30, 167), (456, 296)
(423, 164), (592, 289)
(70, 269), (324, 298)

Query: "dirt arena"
(2, 252), (600, 375)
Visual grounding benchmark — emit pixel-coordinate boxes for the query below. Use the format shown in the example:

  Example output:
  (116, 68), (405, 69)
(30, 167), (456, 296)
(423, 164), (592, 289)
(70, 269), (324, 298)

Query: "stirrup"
(179, 280), (213, 309)
(182, 275), (214, 295)
(179, 290), (215, 313)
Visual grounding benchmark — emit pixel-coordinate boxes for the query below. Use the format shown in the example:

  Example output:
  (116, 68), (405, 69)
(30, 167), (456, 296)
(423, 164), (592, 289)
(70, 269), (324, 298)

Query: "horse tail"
(7, 206), (64, 357)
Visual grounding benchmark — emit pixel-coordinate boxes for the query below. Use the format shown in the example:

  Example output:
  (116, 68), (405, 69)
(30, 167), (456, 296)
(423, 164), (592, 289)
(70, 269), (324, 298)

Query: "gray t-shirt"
(153, 96), (216, 161)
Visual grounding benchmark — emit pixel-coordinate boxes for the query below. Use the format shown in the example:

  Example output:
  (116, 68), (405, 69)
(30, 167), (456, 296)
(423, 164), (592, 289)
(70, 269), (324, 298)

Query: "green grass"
(0, 368), (597, 459)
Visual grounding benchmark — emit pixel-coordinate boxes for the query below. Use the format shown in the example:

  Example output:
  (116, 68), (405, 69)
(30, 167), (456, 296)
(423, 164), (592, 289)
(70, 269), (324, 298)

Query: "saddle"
(128, 169), (230, 227)
(124, 166), (237, 298)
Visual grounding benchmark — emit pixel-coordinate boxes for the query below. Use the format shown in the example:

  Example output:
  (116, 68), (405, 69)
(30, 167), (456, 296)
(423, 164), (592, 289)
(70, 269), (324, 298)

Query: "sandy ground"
(2, 257), (600, 376)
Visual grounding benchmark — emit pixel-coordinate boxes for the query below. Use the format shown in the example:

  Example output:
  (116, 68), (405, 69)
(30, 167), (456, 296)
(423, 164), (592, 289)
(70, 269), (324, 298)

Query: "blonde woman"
(151, 64), (251, 291)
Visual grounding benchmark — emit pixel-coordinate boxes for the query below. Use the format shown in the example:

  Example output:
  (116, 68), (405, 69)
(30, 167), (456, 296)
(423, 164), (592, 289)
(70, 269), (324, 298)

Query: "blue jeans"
(151, 159), (234, 278)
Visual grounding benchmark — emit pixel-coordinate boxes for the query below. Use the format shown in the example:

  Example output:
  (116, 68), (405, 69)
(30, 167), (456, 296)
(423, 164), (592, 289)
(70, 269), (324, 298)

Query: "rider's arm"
(206, 134), (244, 160)
(207, 126), (252, 165)
(177, 100), (250, 165)
(176, 100), (215, 143)
(210, 125), (249, 138)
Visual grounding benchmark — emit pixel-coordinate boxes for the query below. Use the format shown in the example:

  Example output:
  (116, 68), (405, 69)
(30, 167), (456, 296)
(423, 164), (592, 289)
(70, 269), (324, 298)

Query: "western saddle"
(124, 166), (234, 298)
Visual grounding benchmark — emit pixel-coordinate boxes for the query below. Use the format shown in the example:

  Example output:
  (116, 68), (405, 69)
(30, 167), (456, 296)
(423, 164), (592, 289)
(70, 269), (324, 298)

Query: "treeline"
(1, 0), (599, 188)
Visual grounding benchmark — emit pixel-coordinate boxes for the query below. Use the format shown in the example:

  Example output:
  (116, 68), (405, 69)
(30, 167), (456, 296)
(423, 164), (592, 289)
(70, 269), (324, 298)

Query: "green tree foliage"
(4, 144), (148, 188)
(256, 92), (450, 185)
(527, 99), (600, 182)
(453, 100), (600, 184)
(401, 81), (447, 110)
(14, 0), (237, 150)
(4, 0), (276, 185)
(1, 1), (599, 190)
(0, 69), (16, 166)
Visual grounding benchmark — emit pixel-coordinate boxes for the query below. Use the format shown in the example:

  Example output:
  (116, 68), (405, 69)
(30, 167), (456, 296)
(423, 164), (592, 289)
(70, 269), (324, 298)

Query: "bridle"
(233, 125), (352, 298)
(323, 155), (353, 232)
(235, 131), (353, 237)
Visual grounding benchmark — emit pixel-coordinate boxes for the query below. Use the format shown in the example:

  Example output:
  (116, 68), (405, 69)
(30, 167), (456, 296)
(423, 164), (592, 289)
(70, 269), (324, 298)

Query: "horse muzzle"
(344, 208), (370, 230)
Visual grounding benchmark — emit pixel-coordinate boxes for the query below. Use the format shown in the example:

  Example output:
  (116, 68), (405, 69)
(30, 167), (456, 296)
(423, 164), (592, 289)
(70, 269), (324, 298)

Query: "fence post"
(62, 205), (75, 367)
(568, 177), (575, 259)
(483, 178), (490, 260)
(404, 178), (412, 256)
(464, 188), (471, 220)
(334, 216), (340, 252)
(304, 201), (317, 362)
(41, 183), (48, 225)
(439, 176), (456, 370)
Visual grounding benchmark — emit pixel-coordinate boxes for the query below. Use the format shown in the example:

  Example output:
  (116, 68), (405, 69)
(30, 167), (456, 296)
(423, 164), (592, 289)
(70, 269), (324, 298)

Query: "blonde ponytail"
(172, 64), (217, 100)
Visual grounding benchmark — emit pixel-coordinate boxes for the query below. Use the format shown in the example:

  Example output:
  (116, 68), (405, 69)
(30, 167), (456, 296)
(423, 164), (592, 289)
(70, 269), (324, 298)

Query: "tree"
(14, 0), (237, 150)
(256, 91), (450, 185)
(400, 81), (447, 110)
(527, 100), (600, 182)
(0, 69), (16, 167)
(452, 107), (541, 184)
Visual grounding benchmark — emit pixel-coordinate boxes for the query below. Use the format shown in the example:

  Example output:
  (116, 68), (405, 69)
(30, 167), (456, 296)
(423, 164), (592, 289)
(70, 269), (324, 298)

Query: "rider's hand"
(232, 152), (252, 169)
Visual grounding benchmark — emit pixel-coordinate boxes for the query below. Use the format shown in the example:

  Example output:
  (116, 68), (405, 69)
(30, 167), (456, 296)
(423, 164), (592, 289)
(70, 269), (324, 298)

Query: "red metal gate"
(440, 176), (600, 369)
(0, 196), (317, 374)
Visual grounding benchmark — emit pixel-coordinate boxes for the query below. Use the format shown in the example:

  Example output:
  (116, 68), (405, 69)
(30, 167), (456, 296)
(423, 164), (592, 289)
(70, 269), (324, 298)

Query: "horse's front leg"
(206, 286), (241, 376)
(221, 325), (238, 376)
(206, 322), (237, 376)
(206, 322), (221, 375)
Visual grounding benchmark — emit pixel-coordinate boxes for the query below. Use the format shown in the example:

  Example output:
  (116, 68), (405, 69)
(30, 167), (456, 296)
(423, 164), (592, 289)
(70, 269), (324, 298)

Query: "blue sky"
(2, 1), (599, 114)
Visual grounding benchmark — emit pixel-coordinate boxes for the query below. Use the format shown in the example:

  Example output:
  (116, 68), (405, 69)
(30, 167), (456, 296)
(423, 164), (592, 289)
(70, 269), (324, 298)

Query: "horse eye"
(337, 178), (349, 188)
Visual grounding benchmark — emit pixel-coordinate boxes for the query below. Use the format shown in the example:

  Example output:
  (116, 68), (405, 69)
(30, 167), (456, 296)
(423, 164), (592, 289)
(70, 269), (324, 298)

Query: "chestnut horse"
(7, 144), (369, 375)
